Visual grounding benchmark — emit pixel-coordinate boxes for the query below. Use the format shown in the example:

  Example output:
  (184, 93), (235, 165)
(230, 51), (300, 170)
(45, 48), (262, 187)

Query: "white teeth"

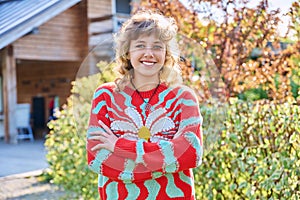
(142, 61), (154, 66)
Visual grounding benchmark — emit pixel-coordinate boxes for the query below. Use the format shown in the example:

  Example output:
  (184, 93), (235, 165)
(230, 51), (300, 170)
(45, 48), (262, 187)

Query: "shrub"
(237, 87), (269, 101)
(195, 98), (300, 199)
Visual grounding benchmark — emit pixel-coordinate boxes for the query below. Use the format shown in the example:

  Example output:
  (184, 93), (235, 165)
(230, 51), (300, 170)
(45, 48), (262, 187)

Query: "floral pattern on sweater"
(87, 82), (203, 200)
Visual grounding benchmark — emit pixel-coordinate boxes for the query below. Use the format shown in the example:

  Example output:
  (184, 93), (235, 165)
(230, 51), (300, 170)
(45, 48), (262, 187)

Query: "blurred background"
(0, 0), (299, 199)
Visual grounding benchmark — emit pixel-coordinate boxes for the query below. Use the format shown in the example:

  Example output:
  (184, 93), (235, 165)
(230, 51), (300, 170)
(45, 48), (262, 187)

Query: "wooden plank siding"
(87, 0), (115, 75)
(16, 60), (80, 125)
(88, 0), (112, 18)
(13, 1), (88, 134)
(13, 2), (88, 62)
(88, 0), (113, 46)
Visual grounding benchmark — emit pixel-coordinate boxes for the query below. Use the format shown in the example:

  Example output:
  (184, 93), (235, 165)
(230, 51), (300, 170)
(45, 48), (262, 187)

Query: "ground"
(0, 175), (65, 200)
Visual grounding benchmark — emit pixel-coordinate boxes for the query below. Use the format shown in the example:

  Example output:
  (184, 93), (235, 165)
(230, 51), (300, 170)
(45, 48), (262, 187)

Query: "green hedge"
(195, 98), (300, 199)
(45, 63), (300, 199)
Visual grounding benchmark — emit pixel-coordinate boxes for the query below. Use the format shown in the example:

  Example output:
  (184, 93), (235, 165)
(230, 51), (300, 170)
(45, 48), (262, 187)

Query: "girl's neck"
(131, 77), (160, 91)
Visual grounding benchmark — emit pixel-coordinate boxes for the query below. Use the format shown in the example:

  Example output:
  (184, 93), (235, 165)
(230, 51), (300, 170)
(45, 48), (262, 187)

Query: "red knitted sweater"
(87, 82), (203, 200)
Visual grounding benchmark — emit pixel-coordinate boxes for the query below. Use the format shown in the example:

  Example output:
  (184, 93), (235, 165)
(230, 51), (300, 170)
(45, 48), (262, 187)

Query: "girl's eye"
(136, 45), (145, 49)
(134, 44), (164, 50)
(153, 45), (163, 50)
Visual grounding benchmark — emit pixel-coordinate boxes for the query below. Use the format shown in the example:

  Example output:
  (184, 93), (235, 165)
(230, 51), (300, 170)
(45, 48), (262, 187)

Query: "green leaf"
(230, 183), (237, 191)
(270, 170), (282, 181)
(238, 181), (248, 189)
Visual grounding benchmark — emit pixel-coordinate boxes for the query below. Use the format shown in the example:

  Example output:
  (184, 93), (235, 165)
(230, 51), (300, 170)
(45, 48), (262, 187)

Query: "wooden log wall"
(88, 0), (112, 18)
(86, 0), (114, 76)
(13, 3), (88, 62)
(88, 0), (113, 47)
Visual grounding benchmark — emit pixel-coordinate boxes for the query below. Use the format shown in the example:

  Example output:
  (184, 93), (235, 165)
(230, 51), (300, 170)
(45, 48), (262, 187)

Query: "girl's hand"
(89, 120), (118, 152)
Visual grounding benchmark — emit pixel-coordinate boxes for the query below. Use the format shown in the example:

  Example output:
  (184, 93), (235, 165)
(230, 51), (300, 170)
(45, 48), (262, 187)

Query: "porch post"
(2, 46), (17, 144)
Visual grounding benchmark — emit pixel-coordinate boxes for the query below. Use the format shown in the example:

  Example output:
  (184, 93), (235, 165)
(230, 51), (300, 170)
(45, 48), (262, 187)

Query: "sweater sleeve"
(113, 87), (203, 175)
(87, 85), (203, 183)
(86, 85), (130, 181)
(87, 85), (159, 183)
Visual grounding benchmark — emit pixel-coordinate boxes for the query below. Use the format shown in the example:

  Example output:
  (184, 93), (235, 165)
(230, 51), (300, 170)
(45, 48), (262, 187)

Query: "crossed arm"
(86, 88), (203, 183)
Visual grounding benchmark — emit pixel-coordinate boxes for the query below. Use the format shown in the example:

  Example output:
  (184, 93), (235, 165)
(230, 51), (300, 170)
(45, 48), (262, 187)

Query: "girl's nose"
(143, 47), (154, 57)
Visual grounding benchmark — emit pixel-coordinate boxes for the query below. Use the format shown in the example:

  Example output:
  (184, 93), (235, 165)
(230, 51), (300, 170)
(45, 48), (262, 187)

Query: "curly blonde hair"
(114, 10), (183, 90)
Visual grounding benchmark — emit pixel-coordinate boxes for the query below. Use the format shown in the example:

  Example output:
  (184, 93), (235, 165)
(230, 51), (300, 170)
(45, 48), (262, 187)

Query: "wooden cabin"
(85, 0), (131, 75)
(0, 0), (133, 143)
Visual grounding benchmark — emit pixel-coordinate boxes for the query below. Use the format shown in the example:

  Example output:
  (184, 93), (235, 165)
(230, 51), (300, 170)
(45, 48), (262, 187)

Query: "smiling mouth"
(141, 61), (156, 66)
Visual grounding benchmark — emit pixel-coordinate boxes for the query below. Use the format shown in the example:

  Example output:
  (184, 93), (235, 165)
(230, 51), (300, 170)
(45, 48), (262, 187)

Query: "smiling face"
(128, 33), (166, 87)
(114, 11), (183, 91)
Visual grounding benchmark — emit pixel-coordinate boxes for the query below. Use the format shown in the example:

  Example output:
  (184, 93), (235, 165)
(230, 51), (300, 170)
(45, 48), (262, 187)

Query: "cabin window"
(116, 0), (131, 14)
(113, 0), (131, 32)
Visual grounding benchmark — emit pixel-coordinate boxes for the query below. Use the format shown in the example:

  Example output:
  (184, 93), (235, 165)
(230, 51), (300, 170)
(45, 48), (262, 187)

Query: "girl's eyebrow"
(135, 40), (146, 44)
(134, 40), (163, 44)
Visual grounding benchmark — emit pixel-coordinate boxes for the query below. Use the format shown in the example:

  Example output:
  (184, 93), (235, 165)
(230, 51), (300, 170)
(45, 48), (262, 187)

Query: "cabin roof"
(0, 0), (81, 49)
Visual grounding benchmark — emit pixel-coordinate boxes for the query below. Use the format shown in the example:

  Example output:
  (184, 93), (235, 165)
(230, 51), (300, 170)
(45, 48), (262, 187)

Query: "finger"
(91, 144), (105, 151)
(89, 136), (104, 140)
(90, 131), (110, 138)
(98, 120), (114, 135)
(89, 131), (104, 136)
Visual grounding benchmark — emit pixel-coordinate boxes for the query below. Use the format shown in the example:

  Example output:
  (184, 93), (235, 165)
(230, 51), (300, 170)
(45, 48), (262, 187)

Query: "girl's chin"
(141, 64), (156, 68)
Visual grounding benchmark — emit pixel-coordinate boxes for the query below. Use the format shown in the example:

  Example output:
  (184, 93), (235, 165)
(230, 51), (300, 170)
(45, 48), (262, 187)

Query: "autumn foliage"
(131, 0), (300, 199)
(135, 0), (300, 103)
